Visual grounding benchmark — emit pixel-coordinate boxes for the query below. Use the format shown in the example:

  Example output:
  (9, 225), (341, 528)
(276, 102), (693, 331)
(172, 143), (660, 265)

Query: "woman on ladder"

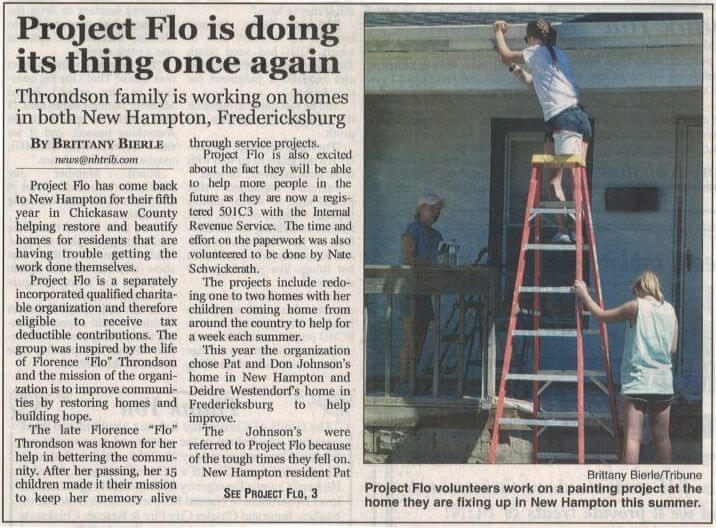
(493, 18), (592, 243)
(574, 272), (678, 463)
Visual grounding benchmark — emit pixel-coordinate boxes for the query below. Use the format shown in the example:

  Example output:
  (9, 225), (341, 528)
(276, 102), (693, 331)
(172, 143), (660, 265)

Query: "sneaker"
(569, 231), (577, 243)
(552, 232), (571, 244)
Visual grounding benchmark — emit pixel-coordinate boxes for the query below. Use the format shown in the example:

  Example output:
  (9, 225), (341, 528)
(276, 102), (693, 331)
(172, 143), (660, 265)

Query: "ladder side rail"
(573, 168), (586, 464)
(579, 166), (622, 460)
(532, 171), (543, 463)
(489, 164), (541, 463)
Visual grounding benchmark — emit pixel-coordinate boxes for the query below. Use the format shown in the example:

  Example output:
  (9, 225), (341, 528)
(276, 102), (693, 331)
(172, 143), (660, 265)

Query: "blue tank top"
(620, 298), (677, 394)
(401, 221), (442, 265)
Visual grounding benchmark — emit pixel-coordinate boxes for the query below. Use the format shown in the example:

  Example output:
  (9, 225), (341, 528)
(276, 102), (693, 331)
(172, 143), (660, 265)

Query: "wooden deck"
(364, 265), (498, 426)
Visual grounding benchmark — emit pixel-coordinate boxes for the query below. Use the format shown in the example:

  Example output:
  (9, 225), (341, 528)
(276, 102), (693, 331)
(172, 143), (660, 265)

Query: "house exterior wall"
(365, 20), (703, 94)
(364, 89), (702, 394)
(365, 47), (701, 95)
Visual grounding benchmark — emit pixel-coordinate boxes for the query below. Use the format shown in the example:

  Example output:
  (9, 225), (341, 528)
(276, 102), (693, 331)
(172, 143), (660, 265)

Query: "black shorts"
(623, 393), (674, 407)
(398, 295), (434, 323)
(544, 105), (592, 143)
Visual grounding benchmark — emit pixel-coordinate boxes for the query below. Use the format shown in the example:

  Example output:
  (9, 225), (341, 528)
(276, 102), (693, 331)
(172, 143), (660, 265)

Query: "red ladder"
(488, 154), (620, 464)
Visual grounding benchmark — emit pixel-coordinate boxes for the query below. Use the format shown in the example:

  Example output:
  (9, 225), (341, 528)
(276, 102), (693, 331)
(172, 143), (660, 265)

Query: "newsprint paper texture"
(1, 1), (713, 524)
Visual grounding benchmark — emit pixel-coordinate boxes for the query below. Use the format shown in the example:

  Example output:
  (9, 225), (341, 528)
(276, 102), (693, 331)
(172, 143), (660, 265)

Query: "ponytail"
(546, 44), (557, 63)
(527, 19), (558, 63)
(546, 25), (558, 63)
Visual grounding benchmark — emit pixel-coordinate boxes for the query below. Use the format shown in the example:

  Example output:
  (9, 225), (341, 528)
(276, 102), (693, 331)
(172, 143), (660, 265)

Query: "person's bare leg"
(414, 323), (429, 364)
(581, 141), (589, 161)
(399, 318), (415, 385)
(648, 401), (672, 464)
(622, 398), (645, 464)
(412, 322), (430, 392)
(400, 318), (429, 386)
(544, 140), (568, 234)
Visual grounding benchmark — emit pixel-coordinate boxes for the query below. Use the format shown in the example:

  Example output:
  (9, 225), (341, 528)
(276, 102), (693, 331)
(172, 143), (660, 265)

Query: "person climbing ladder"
(493, 18), (592, 242)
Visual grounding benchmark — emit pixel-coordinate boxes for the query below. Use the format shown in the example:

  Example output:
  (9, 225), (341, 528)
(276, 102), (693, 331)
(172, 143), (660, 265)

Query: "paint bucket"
(553, 130), (583, 155)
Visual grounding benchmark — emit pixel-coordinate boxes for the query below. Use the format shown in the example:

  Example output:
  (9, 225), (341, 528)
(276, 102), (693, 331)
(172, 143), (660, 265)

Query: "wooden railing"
(364, 265), (497, 406)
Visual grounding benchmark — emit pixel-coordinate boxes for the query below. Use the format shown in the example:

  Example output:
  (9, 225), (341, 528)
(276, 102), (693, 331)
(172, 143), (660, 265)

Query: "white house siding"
(364, 88), (703, 396)
(365, 46), (701, 95)
(365, 20), (703, 94)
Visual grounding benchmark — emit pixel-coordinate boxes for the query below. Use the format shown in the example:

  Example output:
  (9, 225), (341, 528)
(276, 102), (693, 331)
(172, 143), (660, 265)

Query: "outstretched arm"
(493, 21), (524, 64)
(573, 280), (638, 323)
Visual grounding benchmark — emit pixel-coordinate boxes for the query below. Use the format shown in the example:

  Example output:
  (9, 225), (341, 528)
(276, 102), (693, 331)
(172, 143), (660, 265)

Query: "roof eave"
(366, 20), (703, 53)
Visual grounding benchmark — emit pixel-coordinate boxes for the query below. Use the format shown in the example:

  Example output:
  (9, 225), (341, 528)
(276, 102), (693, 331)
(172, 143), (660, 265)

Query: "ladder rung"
(538, 201), (575, 208)
(517, 308), (593, 318)
(520, 286), (574, 293)
(548, 369), (605, 378)
(507, 373), (577, 382)
(538, 411), (612, 422)
(501, 417), (578, 428)
(584, 371), (607, 379)
(537, 453), (618, 461)
(530, 208), (577, 215)
(513, 329), (600, 337)
(539, 411), (615, 437)
(526, 243), (589, 251)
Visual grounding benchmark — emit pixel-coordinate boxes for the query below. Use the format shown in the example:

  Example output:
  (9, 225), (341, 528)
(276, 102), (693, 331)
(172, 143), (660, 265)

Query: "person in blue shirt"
(494, 18), (592, 243)
(397, 193), (444, 395)
(574, 271), (678, 463)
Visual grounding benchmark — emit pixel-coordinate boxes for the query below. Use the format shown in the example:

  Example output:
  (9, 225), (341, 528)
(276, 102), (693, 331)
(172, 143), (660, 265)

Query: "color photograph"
(363, 11), (704, 464)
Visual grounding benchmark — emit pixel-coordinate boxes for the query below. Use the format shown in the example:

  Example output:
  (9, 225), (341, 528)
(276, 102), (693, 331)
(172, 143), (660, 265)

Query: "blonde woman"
(573, 272), (677, 463)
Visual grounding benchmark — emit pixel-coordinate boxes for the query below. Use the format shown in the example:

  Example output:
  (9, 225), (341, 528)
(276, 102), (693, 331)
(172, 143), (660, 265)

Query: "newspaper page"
(2, 1), (713, 524)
